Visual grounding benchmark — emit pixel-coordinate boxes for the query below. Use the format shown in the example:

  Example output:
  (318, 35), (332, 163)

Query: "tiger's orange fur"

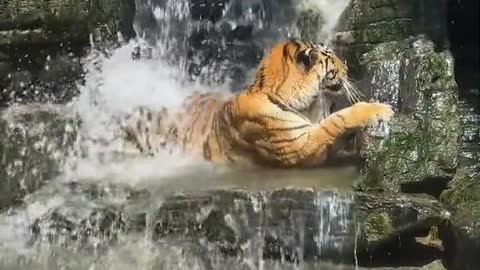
(123, 40), (393, 167)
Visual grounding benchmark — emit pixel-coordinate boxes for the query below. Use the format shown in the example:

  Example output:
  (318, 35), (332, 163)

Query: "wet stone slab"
(15, 183), (451, 268)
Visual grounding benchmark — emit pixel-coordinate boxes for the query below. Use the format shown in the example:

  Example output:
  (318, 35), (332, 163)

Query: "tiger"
(121, 39), (394, 168)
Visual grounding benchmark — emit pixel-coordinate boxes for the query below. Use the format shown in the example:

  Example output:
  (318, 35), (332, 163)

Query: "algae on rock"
(0, 0), (130, 47)
(0, 108), (78, 210)
(357, 37), (460, 195)
(440, 167), (480, 237)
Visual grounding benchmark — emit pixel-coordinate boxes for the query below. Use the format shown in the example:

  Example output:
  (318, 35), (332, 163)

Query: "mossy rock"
(0, 0), (132, 48)
(0, 107), (78, 210)
(355, 192), (448, 247)
(363, 212), (394, 243)
(357, 36), (460, 195)
(440, 167), (480, 238)
(337, 0), (448, 46)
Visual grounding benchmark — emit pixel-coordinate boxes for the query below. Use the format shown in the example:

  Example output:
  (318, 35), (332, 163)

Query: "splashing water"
(0, 1), (358, 269)
(67, 0), (353, 183)
(300, 0), (351, 44)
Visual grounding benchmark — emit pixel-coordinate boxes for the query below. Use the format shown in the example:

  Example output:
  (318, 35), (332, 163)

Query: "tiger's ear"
(297, 49), (320, 70)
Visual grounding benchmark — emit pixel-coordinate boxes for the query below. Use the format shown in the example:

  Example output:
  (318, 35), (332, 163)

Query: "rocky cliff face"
(0, 0), (135, 106)
(336, 0), (449, 78)
(336, 1), (479, 269)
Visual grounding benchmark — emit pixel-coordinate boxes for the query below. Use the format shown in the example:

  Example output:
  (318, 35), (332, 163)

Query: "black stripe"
(146, 111), (152, 121)
(249, 114), (298, 124)
(292, 40), (303, 57)
(266, 124), (309, 132)
(292, 39), (303, 50)
(267, 94), (310, 122)
(319, 51), (330, 57)
(271, 132), (307, 144)
(321, 125), (336, 137)
(256, 66), (265, 89)
(212, 117), (224, 154)
(203, 140), (212, 160)
(184, 97), (211, 144)
(331, 119), (342, 131)
(279, 133), (311, 157)
(267, 94), (294, 112)
(282, 43), (291, 59)
(266, 94), (311, 122)
(331, 114), (347, 130)
(274, 44), (292, 94)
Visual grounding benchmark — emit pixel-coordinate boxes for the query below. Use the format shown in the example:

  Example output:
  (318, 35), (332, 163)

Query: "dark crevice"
(447, 0), (480, 112)
(400, 177), (451, 198)
(357, 219), (447, 268)
(442, 222), (480, 270)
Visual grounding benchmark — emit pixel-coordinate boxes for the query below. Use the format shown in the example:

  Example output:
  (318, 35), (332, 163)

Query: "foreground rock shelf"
(19, 183), (451, 269)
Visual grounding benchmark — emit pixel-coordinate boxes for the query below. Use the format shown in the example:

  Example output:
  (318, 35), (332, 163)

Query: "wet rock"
(0, 106), (77, 210)
(26, 187), (354, 265)
(355, 37), (460, 196)
(0, 0), (136, 106)
(0, 0), (134, 48)
(336, 0), (449, 77)
(440, 168), (480, 237)
(363, 260), (446, 270)
(439, 99), (480, 240)
(355, 192), (449, 268)
(24, 185), (457, 268)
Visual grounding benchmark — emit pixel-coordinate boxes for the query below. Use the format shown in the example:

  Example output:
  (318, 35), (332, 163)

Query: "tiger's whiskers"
(342, 78), (364, 104)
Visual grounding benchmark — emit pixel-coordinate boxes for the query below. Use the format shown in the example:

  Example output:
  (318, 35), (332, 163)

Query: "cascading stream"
(0, 1), (356, 269)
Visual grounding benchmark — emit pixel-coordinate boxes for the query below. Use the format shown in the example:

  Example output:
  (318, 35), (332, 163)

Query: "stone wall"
(336, 0), (449, 78)
(0, 0), (135, 106)
(336, 2), (480, 267)
(0, 0), (134, 48)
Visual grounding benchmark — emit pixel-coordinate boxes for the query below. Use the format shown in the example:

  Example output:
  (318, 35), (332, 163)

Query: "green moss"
(440, 167), (480, 237)
(363, 212), (394, 243)
(358, 37), (460, 193)
(0, 0), (123, 47)
(423, 260), (447, 270)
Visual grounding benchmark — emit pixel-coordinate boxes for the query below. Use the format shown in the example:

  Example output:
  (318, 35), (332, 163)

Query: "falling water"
(0, 1), (356, 269)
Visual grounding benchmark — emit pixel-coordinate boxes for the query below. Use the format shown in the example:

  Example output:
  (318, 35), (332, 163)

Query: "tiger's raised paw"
(353, 102), (394, 125)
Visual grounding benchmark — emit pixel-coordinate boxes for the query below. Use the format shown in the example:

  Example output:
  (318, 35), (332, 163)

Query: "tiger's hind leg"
(120, 106), (176, 155)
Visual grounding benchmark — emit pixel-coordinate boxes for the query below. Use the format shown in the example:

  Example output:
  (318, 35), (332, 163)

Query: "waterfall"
(0, 1), (356, 269)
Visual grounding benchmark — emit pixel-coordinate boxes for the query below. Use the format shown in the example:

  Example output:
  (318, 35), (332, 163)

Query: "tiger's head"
(251, 39), (359, 111)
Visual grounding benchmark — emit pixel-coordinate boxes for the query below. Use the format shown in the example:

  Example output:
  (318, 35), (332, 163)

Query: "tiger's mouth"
(326, 83), (342, 92)
(320, 82), (343, 95)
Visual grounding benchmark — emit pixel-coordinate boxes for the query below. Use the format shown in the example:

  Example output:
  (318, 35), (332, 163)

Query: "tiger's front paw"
(353, 102), (394, 125)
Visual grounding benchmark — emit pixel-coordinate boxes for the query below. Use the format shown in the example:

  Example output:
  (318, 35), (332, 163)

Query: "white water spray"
(299, 0), (351, 44)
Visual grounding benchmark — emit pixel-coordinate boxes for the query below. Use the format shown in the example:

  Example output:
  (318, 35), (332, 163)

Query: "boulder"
(336, 0), (449, 77)
(361, 260), (446, 270)
(354, 37), (460, 197)
(440, 168), (480, 237)
(0, 0), (134, 48)
(355, 192), (448, 267)
(0, 106), (77, 210)
(0, 0), (136, 106)
(20, 185), (453, 268)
